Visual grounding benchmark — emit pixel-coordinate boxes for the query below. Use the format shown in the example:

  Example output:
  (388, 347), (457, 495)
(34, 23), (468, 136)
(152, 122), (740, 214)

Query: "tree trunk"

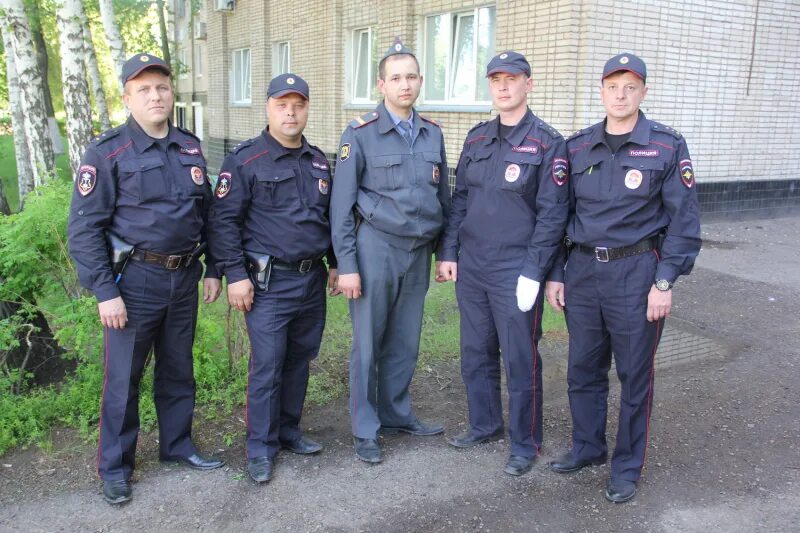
(0, 0), (56, 189)
(80, 11), (111, 131)
(1, 27), (34, 203)
(155, 0), (170, 67)
(55, 0), (94, 174)
(29, 7), (65, 156)
(97, 0), (126, 88)
(0, 179), (11, 216)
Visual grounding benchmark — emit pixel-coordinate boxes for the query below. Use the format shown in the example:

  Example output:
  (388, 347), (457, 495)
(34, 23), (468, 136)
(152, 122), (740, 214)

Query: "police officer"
(437, 51), (569, 476)
(207, 74), (338, 483)
(330, 38), (450, 463)
(67, 54), (224, 505)
(545, 53), (701, 502)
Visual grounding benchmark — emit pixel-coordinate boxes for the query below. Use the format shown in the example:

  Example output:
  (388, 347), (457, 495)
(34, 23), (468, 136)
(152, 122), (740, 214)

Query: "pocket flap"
(118, 157), (164, 173)
(368, 154), (403, 167)
(256, 168), (296, 183)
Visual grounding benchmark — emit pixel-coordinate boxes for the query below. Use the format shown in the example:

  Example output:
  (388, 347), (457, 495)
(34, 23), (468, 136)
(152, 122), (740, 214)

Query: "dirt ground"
(1, 215), (799, 532)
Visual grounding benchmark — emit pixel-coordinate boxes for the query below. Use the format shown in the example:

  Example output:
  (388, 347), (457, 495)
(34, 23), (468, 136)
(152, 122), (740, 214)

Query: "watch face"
(656, 279), (671, 291)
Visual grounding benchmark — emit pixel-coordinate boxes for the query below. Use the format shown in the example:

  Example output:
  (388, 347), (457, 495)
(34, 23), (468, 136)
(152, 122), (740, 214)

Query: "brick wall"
(204, 0), (800, 195)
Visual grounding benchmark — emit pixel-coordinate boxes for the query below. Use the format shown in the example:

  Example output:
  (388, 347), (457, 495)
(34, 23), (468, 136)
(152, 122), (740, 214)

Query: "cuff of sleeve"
(655, 264), (679, 284)
(336, 256), (359, 275)
(326, 250), (337, 269)
(546, 266), (565, 283)
(225, 267), (249, 284)
(519, 264), (544, 282)
(437, 248), (458, 262)
(203, 260), (220, 279)
(94, 283), (121, 303)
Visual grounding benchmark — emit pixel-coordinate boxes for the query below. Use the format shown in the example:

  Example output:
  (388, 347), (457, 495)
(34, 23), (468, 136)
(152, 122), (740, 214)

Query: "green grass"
(0, 134), (73, 212)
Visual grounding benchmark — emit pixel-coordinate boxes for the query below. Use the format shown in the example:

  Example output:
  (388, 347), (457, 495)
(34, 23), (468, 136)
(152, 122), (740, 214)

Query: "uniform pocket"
(310, 170), (331, 206)
(464, 148), (493, 188)
(117, 157), (166, 202)
(366, 154), (403, 190)
(499, 152), (542, 194)
(619, 158), (665, 198)
(255, 169), (297, 207)
(422, 151), (443, 188)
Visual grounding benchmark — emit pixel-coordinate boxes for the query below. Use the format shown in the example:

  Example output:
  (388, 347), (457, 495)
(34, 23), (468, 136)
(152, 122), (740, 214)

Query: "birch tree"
(55, 0), (93, 173)
(1, 26), (34, 201)
(97, 0), (126, 87)
(0, 0), (56, 188)
(80, 11), (111, 130)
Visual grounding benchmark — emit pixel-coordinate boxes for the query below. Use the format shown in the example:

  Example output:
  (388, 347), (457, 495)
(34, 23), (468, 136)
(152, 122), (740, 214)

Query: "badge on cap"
(500, 53), (508, 59)
(394, 43), (402, 52)
(620, 56), (629, 64)
(215, 172), (232, 198)
(505, 164), (521, 183)
(679, 159), (695, 188)
(432, 165), (440, 184)
(77, 165), (97, 196)
(140, 55), (149, 62)
(624, 168), (643, 189)
(339, 143), (351, 162)
(318, 178), (329, 195)
(552, 158), (568, 187)
(287, 77), (295, 85)
(191, 166), (204, 186)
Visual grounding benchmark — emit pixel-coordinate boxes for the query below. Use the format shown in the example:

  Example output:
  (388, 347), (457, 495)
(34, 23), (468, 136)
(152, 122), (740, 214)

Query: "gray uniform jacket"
(330, 102), (450, 275)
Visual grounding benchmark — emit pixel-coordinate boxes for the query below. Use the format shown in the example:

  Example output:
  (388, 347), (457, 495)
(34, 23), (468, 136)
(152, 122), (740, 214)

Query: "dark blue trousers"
(564, 249), (663, 482)
(455, 253), (544, 458)
(244, 266), (326, 459)
(98, 260), (202, 481)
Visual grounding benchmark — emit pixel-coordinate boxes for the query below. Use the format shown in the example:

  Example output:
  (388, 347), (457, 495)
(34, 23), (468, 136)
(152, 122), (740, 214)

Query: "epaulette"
(419, 114), (441, 128)
(350, 111), (379, 129)
(650, 121), (682, 139)
(538, 121), (563, 139)
(567, 128), (590, 142)
(176, 124), (201, 143)
(93, 125), (123, 146)
(231, 138), (255, 154)
(467, 120), (487, 133)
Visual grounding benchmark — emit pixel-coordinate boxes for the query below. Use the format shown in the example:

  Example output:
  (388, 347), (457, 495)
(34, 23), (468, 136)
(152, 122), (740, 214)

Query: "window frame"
(272, 41), (291, 75)
(349, 27), (379, 104)
(421, 6), (496, 106)
(230, 47), (252, 106)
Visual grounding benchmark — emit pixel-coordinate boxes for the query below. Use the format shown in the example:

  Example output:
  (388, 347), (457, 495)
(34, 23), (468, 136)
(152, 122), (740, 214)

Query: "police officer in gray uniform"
(331, 38), (450, 463)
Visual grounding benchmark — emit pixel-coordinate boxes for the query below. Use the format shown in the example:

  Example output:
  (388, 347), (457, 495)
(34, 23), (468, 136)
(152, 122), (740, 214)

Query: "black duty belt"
(571, 237), (658, 263)
(271, 258), (323, 273)
(130, 248), (195, 270)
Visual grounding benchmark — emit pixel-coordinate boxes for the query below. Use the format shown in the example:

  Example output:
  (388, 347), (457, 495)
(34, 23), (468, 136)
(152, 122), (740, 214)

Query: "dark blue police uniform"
(440, 109), (569, 458)
(207, 128), (335, 461)
(549, 110), (701, 483)
(68, 117), (218, 482)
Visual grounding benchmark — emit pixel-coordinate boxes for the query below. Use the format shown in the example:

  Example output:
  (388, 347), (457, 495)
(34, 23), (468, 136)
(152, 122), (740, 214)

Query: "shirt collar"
(262, 128), (312, 159)
(503, 108), (536, 147)
(591, 110), (651, 148)
(376, 102), (428, 134)
(128, 116), (176, 153)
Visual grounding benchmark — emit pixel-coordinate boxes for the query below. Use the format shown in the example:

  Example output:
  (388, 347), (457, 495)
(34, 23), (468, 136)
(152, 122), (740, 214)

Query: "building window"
(175, 0), (186, 19)
(195, 44), (204, 78)
(178, 48), (188, 79)
(175, 103), (187, 129)
(230, 48), (251, 105)
(350, 27), (379, 103)
(423, 6), (496, 104)
(273, 41), (290, 75)
(192, 103), (204, 140)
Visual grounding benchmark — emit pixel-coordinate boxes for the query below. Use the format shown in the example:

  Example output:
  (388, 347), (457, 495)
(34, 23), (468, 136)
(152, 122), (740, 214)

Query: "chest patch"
(318, 178), (329, 195)
(512, 145), (538, 155)
(180, 146), (201, 155)
(628, 148), (659, 157)
(190, 166), (205, 185)
(312, 158), (329, 171)
(624, 169), (643, 190)
(505, 164), (521, 183)
(432, 165), (440, 184)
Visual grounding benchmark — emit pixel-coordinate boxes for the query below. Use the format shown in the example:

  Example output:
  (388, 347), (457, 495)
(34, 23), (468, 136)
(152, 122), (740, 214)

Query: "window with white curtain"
(230, 48), (251, 105)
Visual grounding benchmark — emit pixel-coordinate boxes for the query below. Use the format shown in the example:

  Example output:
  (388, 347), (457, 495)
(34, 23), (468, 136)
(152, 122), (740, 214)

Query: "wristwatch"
(655, 279), (673, 291)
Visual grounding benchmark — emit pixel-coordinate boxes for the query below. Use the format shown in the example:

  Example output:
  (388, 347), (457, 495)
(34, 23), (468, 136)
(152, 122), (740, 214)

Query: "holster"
(244, 250), (273, 292)
(188, 242), (207, 267)
(105, 230), (135, 278)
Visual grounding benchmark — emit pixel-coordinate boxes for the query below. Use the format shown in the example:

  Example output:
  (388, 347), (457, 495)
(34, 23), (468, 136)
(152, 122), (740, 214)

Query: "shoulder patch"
(419, 115), (441, 128)
(93, 126), (123, 146)
(231, 138), (255, 154)
(349, 111), (379, 129)
(650, 121), (682, 139)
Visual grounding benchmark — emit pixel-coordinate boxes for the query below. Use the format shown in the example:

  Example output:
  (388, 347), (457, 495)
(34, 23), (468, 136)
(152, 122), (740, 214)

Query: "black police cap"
(121, 53), (171, 85)
(486, 51), (531, 77)
(267, 73), (309, 99)
(602, 53), (647, 82)
(382, 37), (415, 61)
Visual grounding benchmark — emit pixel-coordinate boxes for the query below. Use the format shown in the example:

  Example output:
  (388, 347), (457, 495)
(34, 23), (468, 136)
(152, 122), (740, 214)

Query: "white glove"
(516, 276), (540, 312)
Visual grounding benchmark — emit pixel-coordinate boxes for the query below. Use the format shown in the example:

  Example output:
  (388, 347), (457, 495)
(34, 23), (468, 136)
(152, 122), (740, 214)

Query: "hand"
(227, 278), (254, 312)
(337, 273), (362, 299)
(203, 277), (222, 303)
(516, 276), (540, 312)
(328, 268), (342, 296)
(545, 281), (565, 312)
(98, 296), (127, 329)
(647, 284), (672, 322)
(435, 261), (458, 282)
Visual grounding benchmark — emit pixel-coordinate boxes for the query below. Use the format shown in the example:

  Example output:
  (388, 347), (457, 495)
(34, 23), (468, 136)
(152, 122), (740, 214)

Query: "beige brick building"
(176, 0), (800, 215)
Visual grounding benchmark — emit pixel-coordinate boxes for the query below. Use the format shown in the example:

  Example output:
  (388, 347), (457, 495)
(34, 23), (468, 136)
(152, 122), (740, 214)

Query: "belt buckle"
(594, 247), (609, 263)
(299, 259), (313, 273)
(165, 255), (182, 270)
